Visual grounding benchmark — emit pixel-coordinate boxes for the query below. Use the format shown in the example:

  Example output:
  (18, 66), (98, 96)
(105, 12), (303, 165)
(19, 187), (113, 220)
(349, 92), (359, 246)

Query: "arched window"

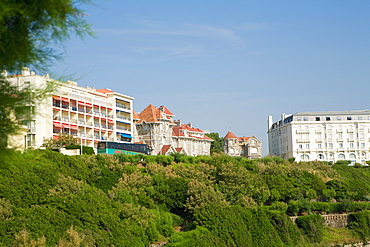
(300, 154), (309, 160)
(318, 154), (324, 160)
(338, 153), (345, 160)
(349, 153), (356, 160)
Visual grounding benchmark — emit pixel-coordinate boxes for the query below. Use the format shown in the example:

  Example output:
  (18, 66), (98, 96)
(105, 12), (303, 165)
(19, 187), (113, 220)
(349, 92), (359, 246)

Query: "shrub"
(287, 157), (295, 163)
(65, 145), (94, 155)
(295, 214), (325, 243)
(270, 201), (288, 213)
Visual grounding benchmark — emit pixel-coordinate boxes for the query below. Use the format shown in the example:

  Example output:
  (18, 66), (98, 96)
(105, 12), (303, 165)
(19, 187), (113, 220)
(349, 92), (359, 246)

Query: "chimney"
(187, 122), (192, 128)
(22, 67), (30, 76)
(174, 120), (181, 126)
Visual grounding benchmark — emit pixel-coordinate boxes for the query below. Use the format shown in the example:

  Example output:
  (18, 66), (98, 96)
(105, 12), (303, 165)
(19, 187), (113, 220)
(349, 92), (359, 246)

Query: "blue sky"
(50, 1), (370, 155)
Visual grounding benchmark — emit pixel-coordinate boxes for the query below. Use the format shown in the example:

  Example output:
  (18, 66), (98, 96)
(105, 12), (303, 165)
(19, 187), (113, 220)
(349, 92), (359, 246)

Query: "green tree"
(0, 0), (93, 72)
(205, 132), (223, 153)
(42, 133), (79, 149)
(0, 0), (93, 149)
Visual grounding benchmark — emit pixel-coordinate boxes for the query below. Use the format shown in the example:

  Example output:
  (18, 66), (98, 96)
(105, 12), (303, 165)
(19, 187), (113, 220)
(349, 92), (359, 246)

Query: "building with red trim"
(6, 67), (134, 150)
(134, 104), (213, 155)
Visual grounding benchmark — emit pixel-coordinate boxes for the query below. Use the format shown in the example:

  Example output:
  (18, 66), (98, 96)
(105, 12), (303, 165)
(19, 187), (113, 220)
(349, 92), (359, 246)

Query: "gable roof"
(224, 131), (238, 139)
(158, 145), (172, 155)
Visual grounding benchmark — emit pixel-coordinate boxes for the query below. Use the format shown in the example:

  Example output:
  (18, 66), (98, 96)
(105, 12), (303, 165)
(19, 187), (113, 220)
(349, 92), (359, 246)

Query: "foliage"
(205, 132), (223, 153)
(348, 211), (370, 241)
(42, 133), (79, 149)
(0, 150), (370, 245)
(65, 144), (94, 155)
(0, 0), (93, 72)
(295, 214), (325, 243)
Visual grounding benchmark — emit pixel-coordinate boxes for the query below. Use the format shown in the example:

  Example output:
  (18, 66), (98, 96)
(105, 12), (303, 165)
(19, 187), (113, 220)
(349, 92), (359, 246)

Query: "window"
(361, 143), (365, 147)
(338, 153), (345, 160)
(318, 143), (322, 148)
(347, 116), (352, 120)
(306, 144), (310, 148)
(359, 116), (363, 120)
(316, 117), (320, 121)
(337, 117), (341, 120)
(300, 154), (309, 160)
(339, 143), (343, 148)
(349, 153), (356, 159)
(328, 143), (333, 148)
(326, 117), (330, 121)
(350, 142), (354, 148)
(303, 117), (308, 121)
(297, 117), (302, 121)
(299, 144), (303, 149)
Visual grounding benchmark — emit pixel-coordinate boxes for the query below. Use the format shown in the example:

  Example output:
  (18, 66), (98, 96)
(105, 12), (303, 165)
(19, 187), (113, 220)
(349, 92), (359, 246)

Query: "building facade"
(223, 131), (262, 159)
(268, 110), (370, 163)
(6, 67), (134, 150)
(133, 104), (213, 156)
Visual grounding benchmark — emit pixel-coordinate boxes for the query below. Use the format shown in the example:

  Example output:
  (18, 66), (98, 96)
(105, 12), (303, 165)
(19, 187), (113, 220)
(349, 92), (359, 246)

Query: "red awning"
(53, 96), (61, 100)
(62, 123), (70, 128)
(70, 125), (79, 130)
(61, 98), (70, 103)
(94, 105), (99, 108)
(78, 101), (86, 106)
(53, 122), (63, 128)
(85, 103), (93, 107)
(94, 140), (100, 143)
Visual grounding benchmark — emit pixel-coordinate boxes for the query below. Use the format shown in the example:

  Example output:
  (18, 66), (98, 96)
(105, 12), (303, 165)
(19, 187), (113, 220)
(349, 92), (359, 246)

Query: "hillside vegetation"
(1, 150), (370, 246)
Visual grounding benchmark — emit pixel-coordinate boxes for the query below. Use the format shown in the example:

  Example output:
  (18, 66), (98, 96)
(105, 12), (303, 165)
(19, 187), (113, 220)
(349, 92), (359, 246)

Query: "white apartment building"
(6, 67), (134, 150)
(268, 110), (370, 163)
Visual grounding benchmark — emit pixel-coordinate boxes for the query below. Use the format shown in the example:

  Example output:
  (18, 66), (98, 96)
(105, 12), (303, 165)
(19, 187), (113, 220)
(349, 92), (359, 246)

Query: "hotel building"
(6, 67), (134, 150)
(268, 110), (370, 163)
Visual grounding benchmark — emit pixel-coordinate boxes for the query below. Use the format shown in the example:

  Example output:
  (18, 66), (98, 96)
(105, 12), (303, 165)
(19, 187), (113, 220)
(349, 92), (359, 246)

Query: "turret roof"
(224, 131), (238, 139)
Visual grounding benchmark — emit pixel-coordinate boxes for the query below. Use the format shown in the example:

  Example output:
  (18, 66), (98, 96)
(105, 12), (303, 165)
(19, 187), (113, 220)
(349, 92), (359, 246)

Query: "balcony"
(116, 103), (131, 110)
(296, 139), (310, 143)
(296, 130), (310, 134)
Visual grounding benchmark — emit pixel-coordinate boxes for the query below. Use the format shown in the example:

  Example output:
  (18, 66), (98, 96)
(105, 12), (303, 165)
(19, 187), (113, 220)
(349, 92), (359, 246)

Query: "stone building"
(223, 131), (262, 159)
(134, 104), (213, 156)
